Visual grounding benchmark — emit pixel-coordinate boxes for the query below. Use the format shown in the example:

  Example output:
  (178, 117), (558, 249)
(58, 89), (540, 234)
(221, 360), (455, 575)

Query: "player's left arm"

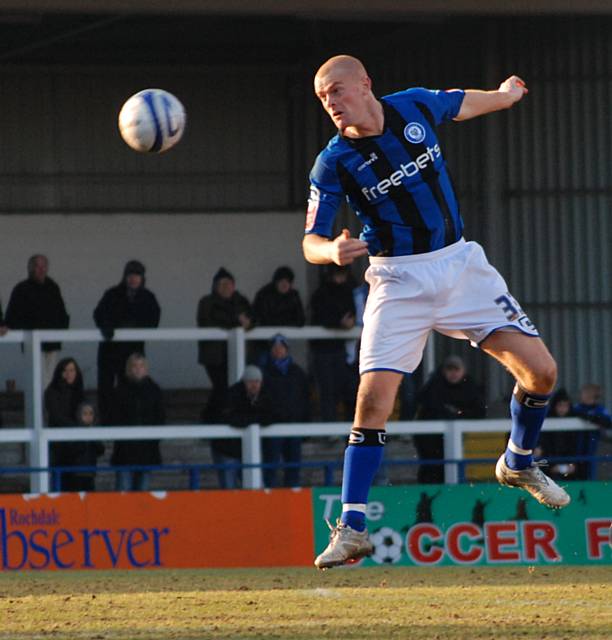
(454, 75), (528, 121)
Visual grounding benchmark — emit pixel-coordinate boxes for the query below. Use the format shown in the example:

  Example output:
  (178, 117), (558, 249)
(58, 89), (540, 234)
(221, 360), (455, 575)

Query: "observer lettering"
(0, 509), (170, 570)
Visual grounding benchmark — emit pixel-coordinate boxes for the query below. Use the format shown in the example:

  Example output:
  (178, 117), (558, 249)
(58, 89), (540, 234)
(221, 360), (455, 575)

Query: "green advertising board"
(313, 482), (612, 566)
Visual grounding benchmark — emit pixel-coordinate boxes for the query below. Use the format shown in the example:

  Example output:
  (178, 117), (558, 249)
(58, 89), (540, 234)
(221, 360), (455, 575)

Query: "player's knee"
(539, 357), (558, 392)
(522, 356), (557, 394)
(356, 385), (393, 424)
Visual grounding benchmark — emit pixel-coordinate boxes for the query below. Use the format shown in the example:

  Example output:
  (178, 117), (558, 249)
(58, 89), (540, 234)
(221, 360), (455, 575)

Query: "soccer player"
(303, 55), (569, 570)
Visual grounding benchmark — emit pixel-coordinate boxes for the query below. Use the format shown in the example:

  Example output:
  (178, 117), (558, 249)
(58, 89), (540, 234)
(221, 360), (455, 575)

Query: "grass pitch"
(0, 566), (610, 639)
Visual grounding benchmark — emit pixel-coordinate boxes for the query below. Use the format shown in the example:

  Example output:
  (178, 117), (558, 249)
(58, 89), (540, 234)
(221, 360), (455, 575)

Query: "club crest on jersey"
(404, 122), (426, 144)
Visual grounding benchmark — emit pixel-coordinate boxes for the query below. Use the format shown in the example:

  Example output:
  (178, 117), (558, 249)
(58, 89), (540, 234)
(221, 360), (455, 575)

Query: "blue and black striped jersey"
(305, 87), (465, 256)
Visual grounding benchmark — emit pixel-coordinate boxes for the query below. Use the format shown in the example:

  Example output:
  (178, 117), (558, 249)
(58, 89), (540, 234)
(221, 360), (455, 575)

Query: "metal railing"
(0, 327), (599, 494)
(0, 417), (598, 493)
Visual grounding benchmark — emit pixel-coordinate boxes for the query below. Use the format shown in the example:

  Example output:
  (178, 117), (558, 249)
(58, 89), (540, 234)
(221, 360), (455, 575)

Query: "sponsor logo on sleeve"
(305, 185), (320, 231)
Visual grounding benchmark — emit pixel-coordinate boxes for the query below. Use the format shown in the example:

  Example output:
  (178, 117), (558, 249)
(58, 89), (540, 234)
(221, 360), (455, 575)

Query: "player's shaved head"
(315, 55), (368, 84)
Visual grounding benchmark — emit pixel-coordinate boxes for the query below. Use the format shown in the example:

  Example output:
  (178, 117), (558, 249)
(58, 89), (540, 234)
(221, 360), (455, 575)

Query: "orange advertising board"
(0, 489), (314, 571)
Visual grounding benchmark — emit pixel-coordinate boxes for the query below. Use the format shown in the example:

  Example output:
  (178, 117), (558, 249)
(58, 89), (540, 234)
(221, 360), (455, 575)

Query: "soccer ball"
(118, 88), (186, 153)
(370, 526), (403, 564)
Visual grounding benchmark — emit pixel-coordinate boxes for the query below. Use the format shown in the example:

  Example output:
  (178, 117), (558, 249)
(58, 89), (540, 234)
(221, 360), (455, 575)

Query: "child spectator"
(63, 402), (104, 492)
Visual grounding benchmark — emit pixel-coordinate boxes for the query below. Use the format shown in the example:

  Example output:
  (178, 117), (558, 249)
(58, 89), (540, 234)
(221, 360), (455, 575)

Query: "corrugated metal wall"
(0, 66), (293, 212)
(0, 15), (609, 406)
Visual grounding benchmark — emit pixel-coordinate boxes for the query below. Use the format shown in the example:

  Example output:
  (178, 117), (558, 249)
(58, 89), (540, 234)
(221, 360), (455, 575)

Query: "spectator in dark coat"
(45, 358), (85, 491)
(261, 335), (310, 488)
(210, 365), (273, 489)
(309, 264), (357, 421)
(414, 355), (486, 484)
(93, 260), (161, 424)
(571, 383), (612, 480)
(197, 267), (252, 420)
(111, 353), (165, 491)
(253, 266), (305, 328)
(6, 254), (70, 389)
(55, 401), (104, 492)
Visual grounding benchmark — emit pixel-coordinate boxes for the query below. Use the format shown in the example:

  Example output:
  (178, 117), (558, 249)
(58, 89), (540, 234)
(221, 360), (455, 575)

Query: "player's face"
(315, 71), (368, 130)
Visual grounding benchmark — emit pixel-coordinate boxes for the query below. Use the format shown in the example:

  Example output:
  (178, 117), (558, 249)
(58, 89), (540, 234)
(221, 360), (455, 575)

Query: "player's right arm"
(303, 149), (368, 265)
(303, 229), (368, 265)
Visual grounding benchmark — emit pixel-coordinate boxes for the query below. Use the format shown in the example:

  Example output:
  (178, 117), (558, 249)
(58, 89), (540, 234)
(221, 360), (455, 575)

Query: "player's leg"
(480, 331), (569, 507)
(314, 370), (402, 569)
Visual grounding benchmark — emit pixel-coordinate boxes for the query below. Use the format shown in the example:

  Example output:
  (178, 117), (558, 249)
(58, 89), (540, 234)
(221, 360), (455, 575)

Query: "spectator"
(261, 335), (310, 488)
(210, 365), (273, 489)
(5, 255), (70, 389)
(197, 267), (252, 421)
(45, 358), (84, 490)
(309, 264), (357, 421)
(571, 383), (612, 480)
(111, 353), (165, 491)
(414, 355), (486, 484)
(93, 260), (161, 424)
(253, 266), (305, 328)
(58, 402), (104, 493)
(539, 388), (579, 480)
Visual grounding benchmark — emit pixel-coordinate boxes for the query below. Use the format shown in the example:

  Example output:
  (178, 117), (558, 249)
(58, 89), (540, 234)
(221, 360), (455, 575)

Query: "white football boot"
(314, 519), (374, 569)
(495, 454), (570, 508)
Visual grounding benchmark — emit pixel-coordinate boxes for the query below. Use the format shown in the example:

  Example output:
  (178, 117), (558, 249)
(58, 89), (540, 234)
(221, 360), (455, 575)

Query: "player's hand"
(330, 228), (368, 265)
(498, 75), (528, 104)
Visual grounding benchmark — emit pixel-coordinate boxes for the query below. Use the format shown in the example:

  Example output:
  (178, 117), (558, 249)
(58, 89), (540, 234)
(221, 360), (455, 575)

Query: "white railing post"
(241, 423), (262, 489)
(227, 327), (246, 385)
(23, 330), (47, 493)
(443, 420), (462, 485)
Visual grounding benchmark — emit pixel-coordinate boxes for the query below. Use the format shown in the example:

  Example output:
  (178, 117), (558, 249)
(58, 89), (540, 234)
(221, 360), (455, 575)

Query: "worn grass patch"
(0, 566), (610, 639)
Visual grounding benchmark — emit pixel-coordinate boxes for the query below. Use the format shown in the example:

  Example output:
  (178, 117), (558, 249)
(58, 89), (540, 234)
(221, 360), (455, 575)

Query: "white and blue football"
(118, 88), (186, 153)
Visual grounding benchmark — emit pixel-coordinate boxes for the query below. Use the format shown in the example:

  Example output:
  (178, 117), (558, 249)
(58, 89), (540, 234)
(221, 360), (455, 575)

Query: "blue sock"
(505, 384), (551, 470)
(340, 429), (386, 532)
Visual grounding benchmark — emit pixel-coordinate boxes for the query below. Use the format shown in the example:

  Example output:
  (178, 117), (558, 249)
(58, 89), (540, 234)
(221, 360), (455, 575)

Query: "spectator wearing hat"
(252, 266), (306, 365)
(210, 365), (274, 489)
(261, 335), (310, 488)
(5, 254), (70, 389)
(309, 264), (357, 422)
(93, 260), (161, 424)
(414, 355), (486, 484)
(253, 266), (305, 328)
(197, 267), (253, 421)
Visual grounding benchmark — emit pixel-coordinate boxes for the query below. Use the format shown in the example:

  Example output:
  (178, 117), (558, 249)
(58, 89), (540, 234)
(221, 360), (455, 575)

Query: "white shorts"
(359, 238), (539, 375)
